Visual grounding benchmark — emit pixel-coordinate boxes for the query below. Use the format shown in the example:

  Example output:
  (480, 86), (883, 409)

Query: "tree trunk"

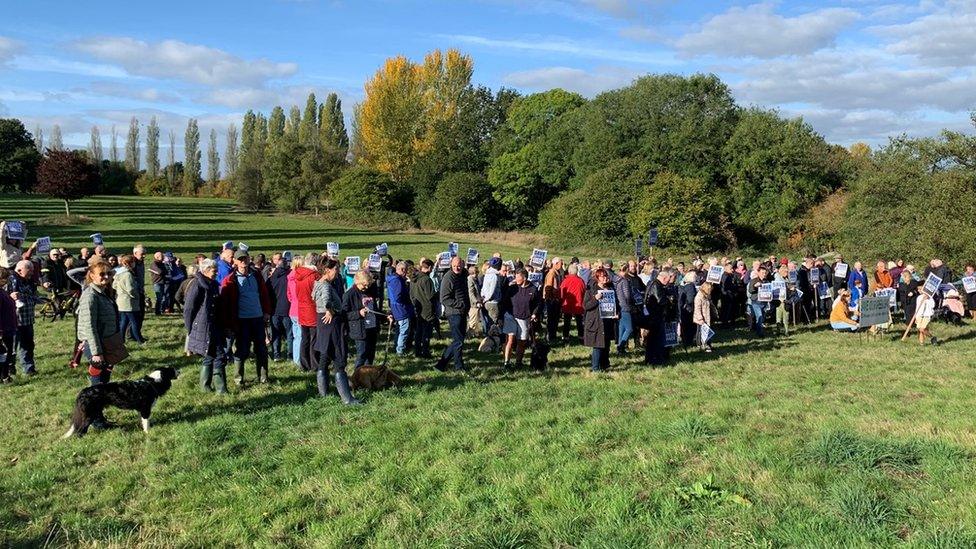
(64, 200), (71, 216)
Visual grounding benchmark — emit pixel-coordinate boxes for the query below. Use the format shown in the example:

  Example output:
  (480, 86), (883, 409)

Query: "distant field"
(2, 195), (976, 547)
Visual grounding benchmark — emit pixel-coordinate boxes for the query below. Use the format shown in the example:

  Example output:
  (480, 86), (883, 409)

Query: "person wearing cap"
(267, 252), (293, 362)
(185, 258), (227, 393)
(219, 248), (272, 386)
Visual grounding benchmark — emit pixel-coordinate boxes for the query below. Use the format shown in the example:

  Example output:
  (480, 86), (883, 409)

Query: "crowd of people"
(2, 221), (975, 404)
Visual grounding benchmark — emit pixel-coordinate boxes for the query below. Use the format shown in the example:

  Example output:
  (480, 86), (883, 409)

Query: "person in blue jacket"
(847, 261), (868, 296)
(386, 261), (414, 355)
(216, 242), (235, 285)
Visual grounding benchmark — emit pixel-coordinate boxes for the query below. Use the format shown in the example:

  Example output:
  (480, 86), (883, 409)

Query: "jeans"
(749, 301), (766, 337)
(831, 321), (858, 332)
(290, 316), (302, 365)
(153, 283), (167, 315)
(234, 317), (268, 380)
(414, 318), (433, 357)
(591, 347), (610, 371)
(439, 314), (466, 370)
(14, 325), (35, 373)
(300, 325), (317, 371)
(562, 313), (583, 341)
(354, 329), (378, 367)
(617, 311), (633, 352)
(394, 317), (410, 354)
(269, 315), (292, 360)
(119, 311), (144, 343)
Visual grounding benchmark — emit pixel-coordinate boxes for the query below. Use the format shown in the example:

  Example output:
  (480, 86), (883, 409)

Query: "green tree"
(183, 118), (201, 195)
(319, 92), (349, 155)
(207, 128), (220, 187)
(124, 117), (139, 172)
(299, 93), (317, 144)
(268, 106), (286, 146)
(286, 106), (301, 137)
(88, 126), (102, 165)
(628, 171), (732, 252)
(420, 172), (496, 231)
(0, 118), (42, 192)
(224, 123), (239, 179)
(263, 132), (306, 212)
(329, 165), (407, 212)
(146, 117), (160, 178)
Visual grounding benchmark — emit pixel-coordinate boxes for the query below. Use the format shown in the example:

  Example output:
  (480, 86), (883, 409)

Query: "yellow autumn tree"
(355, 49), (473, 183)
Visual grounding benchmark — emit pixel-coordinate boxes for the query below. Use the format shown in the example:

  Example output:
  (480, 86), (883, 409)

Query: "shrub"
(329, 165), (410, 213)
(134, 174), (170, 196)
(420, 172), (496, 232)
(628, 171), (734, 252)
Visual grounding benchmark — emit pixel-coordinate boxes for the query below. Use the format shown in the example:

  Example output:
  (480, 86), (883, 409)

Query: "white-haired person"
(184, 259), (228, 393)
(8, 260), (40, 376)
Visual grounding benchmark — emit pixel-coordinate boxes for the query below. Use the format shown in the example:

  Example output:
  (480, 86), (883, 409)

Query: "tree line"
(2, 48), (975, 265)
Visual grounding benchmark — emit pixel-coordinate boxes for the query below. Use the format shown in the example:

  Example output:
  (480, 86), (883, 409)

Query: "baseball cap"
(234, 249), (249, 260)
(489, 257), (502, 269)
(222, 241), (234, 250)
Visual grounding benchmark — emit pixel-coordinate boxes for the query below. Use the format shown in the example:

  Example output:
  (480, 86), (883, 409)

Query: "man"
(560, 263), (586, 341)
(796, 256), (815, 323)
(254, 253), (272, 281)
(132, 244), (148, 336)
(643, 267), (672, 366)
(40, 248), (67, 294)
(216, 243), (235, 285)
(615, 262), (637, 354)
(480, 257), (503, 335)
(386, 261), (414, 355)
(542, 257), (564, 344)
(748, 266), (769, 337)
(578, 260), (592, 286)
(149, 251), (168, 316)
(9, 260), (39, 375)
(219, 249), (272, 385)
(266, 252), (292, 362)
(435, 256), (469, 372)
(79, 247), (91, 263)
(410, 259), (437, 358)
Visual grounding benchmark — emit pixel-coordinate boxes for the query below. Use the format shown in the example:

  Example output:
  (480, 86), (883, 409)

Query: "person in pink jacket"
(286, 255), (304, 367)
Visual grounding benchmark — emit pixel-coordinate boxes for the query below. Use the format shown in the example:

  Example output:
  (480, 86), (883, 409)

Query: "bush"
(420, 172), (496, 232)
(329, 165), (410, 213)
(322, 208), (417, 231)
(134, 174), (170, 196)
(628, 171), (734, 252)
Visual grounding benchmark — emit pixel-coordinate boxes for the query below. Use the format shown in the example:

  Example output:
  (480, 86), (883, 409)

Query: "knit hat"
(489, 257), (502, 269)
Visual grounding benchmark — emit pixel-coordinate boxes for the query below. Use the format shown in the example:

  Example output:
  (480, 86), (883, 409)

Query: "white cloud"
(10, 55), (130, 78)
(503, 65), (639, 96)
(676, 3), (860, 58)
(196, 84), (356, 110)
(782, 107), (973, 145)
(87, 81), (182, 103)
(72, 37), (298, 87)
(877, 1), (976, 67)
(0, 36), (23, 65)
(441, 33), (677, 65)
(581, 0), (633, 18)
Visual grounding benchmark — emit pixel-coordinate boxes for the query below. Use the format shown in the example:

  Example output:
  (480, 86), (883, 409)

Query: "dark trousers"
(414, 317), (433, 358)
(136, 291), (146, 332)
(234, 317), (268, 380)
(0, 333), (13, 379)
(14, 325), (35, 373)
(354, 329), (378, 367)
(119, 311), (144, 343)
(644, 322), (668, 366)
(590, 321), (613, 371)
(545, 301), (561, 342)
(300, 325), (318, 371)
(269, 315), (292, 360)
(562, 313), (583, 341)
(153, 283), (168, 315)
(439, 314), (465, 370)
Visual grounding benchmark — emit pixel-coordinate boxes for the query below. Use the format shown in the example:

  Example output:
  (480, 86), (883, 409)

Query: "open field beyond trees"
(2, 195), (976, 547)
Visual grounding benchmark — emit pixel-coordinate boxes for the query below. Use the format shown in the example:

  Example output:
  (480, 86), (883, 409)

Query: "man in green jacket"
(410, 259), (436, 359)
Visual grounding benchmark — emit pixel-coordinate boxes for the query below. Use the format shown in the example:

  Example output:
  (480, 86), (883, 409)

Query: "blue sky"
(1, 0), (974, 170)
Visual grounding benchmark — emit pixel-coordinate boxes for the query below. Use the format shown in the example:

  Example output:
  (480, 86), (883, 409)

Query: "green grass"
(2, 195), (976, 546)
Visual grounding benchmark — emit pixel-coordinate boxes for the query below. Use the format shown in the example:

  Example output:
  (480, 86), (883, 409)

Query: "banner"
(529, 248), (547, 270)
(4, 221), (26, 240)
(706, 265), (723, 284)
(36, 237), (52, 254)
(345, 256), (361, 274)
(963, 276), (976, 294)
(922, 273), (942, 296)
(833, 262), (848, 278)
(367, 253), (382, 272)
(465, 248), (479, 266)
(375, 242), (388, 256)
(327, 242), (339, 256)
(599, 289), (616, 318)
(664, 321), (678, 347)
(858, 296), (890, 327)
(436, 252), (452, 271)
(90, 233), (104, 246)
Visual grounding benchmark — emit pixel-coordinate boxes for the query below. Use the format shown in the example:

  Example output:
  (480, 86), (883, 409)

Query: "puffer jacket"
(184, 271), (221, 356)
(295, 267), (319, 327)
(112, 267), (139, 312)
(77, 284), (119, 355)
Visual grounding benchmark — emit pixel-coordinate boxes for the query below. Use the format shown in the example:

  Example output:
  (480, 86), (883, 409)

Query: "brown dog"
(349, 365), (401, 391)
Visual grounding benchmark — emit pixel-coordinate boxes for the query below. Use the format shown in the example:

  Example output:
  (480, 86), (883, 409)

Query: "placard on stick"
(36, 237), (52, 254)
(963, 276), (976, 294)
(4, 221), (26, 240)
(599, 290), (616, 318)
(465, 248), (479, 266)
(706, 265), (723, 284)
(529, 248), (547, 270)
(326, 242), (339, 256)
(367, 253), (382, 272)
(922, 273), (942, 296)
(436, 252), (452, 271)
(833, 262), (848, 278)
(758, 283), (773, 302)
(345, 256), (361, 274)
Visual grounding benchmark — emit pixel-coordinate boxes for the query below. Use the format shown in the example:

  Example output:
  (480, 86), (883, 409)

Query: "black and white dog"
(62, 367), (179, 438)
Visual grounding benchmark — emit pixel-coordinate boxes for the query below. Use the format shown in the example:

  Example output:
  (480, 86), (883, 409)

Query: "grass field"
(2, 195), (976, 547)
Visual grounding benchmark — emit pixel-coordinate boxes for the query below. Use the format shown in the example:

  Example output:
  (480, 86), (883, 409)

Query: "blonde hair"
(354, 270), (373, 286)
(291, 256), (305, 270)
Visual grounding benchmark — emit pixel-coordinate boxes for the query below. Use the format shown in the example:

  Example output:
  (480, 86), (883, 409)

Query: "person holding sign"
(583, 268), (617, 372)
(0, 221), (27, 269)
(693, 282), (717, 352)
(343, 271), (384, 369)
(964, 263), (976, 320)
(500, 269), (541, 370)
(914, 292), (938, 345)
(829, 289), (860, 332)
(747, 266), (769, 337)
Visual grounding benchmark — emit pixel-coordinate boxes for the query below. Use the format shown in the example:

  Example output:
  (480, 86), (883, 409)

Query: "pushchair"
(937, 288), (966, 325)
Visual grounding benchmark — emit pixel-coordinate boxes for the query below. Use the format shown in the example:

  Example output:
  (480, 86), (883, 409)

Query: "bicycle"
(35, 288), (81, 321)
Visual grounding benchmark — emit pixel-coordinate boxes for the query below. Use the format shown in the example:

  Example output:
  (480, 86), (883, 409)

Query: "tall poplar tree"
(88, 126), (102, 164)
(33, 125), (43, 152)
(299, 93), (317, 144)
(184, 118), (201, 195)
(124, 116), (140, 172)
(268, 106), (286, 145)
(50, 125), (64, 151)
(286, 106), (301, 137)
(320, 92), (349, 157)
(224, 123), (239, 179)
(207, 128), (220, 186)
(240, 110), (257, 159)
(166, 130), (176, 192)
(110, 125), (119, 162)
(146, 116), (160, 178)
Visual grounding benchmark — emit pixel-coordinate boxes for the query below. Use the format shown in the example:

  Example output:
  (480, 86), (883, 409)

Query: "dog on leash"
(62, 367), (179, 438)
(349, 365), (401, 391)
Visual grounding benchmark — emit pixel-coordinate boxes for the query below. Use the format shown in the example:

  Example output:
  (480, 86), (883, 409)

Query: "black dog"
(62, 367), (179, 438)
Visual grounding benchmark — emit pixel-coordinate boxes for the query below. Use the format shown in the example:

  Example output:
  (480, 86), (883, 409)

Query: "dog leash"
(379, 317), (394, 368)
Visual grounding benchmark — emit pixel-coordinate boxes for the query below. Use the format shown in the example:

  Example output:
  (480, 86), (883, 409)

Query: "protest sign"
(327, 242), (339, 256)
(700, 324), (715, 344)
(859, 296), (890, 327)
(818, 282), (830, 299)
(503, 260), (515, 271)
(4, 221), (26, 240)
(706, 265), (723, 284)
(529, 248), (547, 270)
(833, 262), (848, 278)
(759, 283), (773, 302)
(362, 296), (377, 329)
(367, 253), (382, 272)
(648, 227), (659, 247)
(237, 242), (249, 253)
(528, 271), (543, 288)
(437, 252), (452, 271)
(771, 281), (787, 300)
(789, 270), (798, 284)
(922, 273), (942, 296)
(90, 233), (104, 246)
(875, 288), (896, 306)
(375, 243), (388, 256)
(599, 289), (616, 319)
(36, 237), (52, 254)
(345, 256), (361, 274)
(810, 267), (821, 285)
(447, 242), (459, 256)
(466, 248), (479, 266)
(963, 276), (976, 294)
(664, 322), (678, 347)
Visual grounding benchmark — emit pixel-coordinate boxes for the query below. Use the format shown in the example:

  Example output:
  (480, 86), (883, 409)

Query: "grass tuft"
(804, 430), (922, 472)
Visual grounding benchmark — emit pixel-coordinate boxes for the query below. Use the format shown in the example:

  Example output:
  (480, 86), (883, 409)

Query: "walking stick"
(901, 295), (925, 341)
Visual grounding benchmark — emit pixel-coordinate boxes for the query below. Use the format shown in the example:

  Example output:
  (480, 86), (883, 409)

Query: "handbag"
(100, 331), (130, 365)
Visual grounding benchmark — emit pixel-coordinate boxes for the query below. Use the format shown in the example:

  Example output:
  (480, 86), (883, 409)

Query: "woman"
(77, 262), (122, 386)
(286, 255), (305, 367)
(312, 257), (360, 405)
(964, 264), (976, 320)
(677, 271), (697, 347)
(583, 268), (617, 372)
(466, 265), (482, 336)
(897, 269), (919, 322)
(0, 267), (16, 384)
(295, 253), (319, 372)
(500, 269), (541, 370)
(693, 282), (716, 352)
(184, 259), (226, 393)
(830, 289), (859, 332)
(342, 270), (382, 369)
(112, 254), (144, 344)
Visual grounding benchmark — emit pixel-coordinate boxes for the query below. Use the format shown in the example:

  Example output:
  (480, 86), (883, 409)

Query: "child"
(915, 293), (938, 345)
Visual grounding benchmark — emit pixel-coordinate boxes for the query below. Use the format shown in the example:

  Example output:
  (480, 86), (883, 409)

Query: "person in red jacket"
(294, 253), (320, 372)
(560, 263), (586, 342)
(218, 249), (272, 386)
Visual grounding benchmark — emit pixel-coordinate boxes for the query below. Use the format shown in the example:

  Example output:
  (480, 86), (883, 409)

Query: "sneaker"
(433, 359), (448, 372)
(503, 361), (512, 371)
